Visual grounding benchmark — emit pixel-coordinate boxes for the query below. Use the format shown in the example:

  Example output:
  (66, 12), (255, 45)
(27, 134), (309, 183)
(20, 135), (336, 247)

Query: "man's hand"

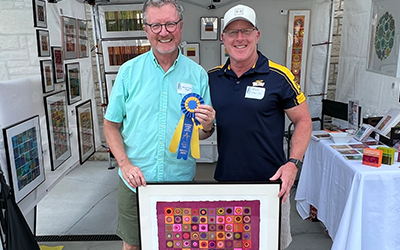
(120, 161), (147, 188)
(269, 162), (298, 204)
(195, 104), (215, 131)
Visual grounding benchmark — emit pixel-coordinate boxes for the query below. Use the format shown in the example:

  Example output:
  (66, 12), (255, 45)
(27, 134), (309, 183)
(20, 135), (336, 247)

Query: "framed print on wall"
(32, 0), (47, 28)
(36, 29), (50, 57)
(62, 16), (77, 60)
(220, 17), (224, 41)
(105, 73), (117, 101)
(102, 39), (151, 72)
(367, 0), (400, 78)
(286, 10), (310, 91)
(76, 100), (95, 165)
(220, 43), (229, 65)
(98, 4), (146, 39)
(137, 182), (281, 250)
(182, 43), (200, 64)
(2, 116), (45, 203)
(200, 17), (218, 41)
(44, 91), (71, 171)
(51, 46), (64, 83)
(65, 62), (82, 105)
(77, 19), (89, 58)
(40, 60), (55, 93)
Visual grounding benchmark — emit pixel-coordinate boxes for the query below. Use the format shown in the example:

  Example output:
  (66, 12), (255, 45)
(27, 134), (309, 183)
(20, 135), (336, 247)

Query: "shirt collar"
(218, 51), (270, 77)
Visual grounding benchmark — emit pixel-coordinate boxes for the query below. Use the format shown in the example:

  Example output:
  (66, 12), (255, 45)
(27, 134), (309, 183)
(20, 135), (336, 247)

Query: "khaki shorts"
(116, 177), (139, 246)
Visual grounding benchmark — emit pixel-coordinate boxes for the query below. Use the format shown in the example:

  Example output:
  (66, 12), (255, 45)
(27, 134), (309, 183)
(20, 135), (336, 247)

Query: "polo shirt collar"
(218, 51), (270, 77)
(150, 48), (181, 71)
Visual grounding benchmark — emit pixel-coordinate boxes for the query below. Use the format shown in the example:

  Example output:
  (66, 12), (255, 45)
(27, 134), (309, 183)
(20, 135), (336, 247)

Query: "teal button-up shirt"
(105, 49), (211, 191)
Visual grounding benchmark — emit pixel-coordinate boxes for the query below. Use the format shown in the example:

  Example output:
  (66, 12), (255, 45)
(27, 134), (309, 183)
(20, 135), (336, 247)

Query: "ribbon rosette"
(169, 93), (204, 160)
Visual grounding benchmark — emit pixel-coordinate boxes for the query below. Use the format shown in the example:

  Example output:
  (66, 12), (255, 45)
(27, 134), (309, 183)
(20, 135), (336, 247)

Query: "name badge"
(245, 86), (265, 100)
(177, 82), (193, 95)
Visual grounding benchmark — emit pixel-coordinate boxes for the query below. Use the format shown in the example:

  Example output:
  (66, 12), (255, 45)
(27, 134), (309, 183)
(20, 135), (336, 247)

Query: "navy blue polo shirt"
(208, 51), (306, 181)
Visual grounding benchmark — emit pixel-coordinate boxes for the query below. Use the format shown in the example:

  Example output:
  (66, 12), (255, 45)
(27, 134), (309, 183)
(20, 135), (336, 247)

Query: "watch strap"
(288, 158), (302, 168)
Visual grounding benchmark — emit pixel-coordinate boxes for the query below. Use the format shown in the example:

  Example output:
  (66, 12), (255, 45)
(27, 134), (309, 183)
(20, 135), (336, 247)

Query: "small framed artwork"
(77, 19), (89, 58)
(51, 46), (64, 83)
(65, 62), (82, 105)
(105, 73), (117, 102)
(3, 116), (45, 203)
(98, 4), (146, 39)
(62, 16), (77, 60)
(220, 43), (229, 65)
(102, 39), (151, 72)
(32, 0), (47, 28)
(367, 0), (400, 78)
(36, 29), (50, 57)
(76, 100), (95, 165)
(182, 42), (200, 64)
(137, 182), (281, 249)
(44, 91), (71, 171)
(200, 17), (218, 41)
(220, 17), (224, 41)
(286, 10), (310, 91)
(2, 116), (45, 203)
(40, 60), (55, 93)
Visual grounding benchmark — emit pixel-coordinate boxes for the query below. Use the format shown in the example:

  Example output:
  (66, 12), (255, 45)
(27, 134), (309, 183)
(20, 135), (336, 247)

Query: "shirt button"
(236, 81), (240, 84)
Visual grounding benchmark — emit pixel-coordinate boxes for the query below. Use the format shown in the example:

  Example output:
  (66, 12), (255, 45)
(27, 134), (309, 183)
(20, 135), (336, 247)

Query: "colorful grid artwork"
(11, 127), (41, 191)
(50, 99), (68, 159)
(374, 11), (395, 61)
(156, 200), (260, 250)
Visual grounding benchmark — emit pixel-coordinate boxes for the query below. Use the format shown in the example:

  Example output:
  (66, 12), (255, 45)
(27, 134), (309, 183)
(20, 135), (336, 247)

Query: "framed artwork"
(76, 100), (95, 165)
(62, 16), (77, 60)
(137, 182), (281, 250)
(2, 116), (45, 203)
(220, 43), (229, 65)
(220, 17), (224, 41)
(44, 91), (71, 171)
(51, 46), (64, 83)
(182, 43), (200, 64)
(105, 73), (117, 101)
(77, 19), (89, 58)
(65, 62), (82, 105)
(40, 60), (55, 93)
(200, 17), (218, 41)
(367, 0), (400, 78)
(98, 4), (146, 39)
(286, 10), (310, 91)
(36, 29), (50, 57)
(102, 39), (151, 72)
(32, 0), (47, 28)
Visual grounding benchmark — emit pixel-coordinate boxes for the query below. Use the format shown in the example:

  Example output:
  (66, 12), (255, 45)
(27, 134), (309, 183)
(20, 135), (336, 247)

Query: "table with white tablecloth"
(295, 138), (400, 250)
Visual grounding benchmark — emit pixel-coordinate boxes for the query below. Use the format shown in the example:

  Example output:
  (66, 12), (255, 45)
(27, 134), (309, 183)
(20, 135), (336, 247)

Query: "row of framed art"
(2, 94), (95, 203)
(40, 58), (82, 105)
(33, 0), (89, 60)
(97, 4), (224, 41)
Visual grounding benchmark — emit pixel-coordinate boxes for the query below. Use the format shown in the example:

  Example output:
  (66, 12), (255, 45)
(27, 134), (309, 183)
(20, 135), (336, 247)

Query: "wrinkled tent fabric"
(0, 171), (40, 250)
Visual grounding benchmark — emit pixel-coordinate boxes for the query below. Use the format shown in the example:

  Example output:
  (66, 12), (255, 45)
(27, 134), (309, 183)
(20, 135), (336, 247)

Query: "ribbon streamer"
(169, 93), (204, 160)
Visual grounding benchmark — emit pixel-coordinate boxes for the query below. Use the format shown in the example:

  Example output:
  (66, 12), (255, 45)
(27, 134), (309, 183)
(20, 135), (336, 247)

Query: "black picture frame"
(65, 62), (82, 105)
(36, 29), (50, 57)
(40, 60), (55, 93)
(76, 100), (95, 165)
(32, 0), (47, 28)
(51, 46), (65, 83)
(44, 91), (71, 171)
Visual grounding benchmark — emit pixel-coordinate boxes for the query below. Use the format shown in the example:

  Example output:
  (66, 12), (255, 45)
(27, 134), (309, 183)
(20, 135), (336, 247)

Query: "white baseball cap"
(223, 4), (257, 31)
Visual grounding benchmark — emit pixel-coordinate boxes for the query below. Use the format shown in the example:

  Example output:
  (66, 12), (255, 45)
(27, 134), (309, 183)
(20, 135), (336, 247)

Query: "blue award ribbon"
(169, 93), (204, 160)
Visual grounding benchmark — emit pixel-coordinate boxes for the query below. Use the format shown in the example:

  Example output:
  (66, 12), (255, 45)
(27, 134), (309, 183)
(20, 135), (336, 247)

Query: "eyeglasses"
(144, 19), (182, 34)
(224, 28), (257, 37)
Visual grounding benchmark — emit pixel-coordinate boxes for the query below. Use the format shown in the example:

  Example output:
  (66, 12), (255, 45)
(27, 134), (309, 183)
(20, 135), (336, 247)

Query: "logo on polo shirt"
(252, 79), (265, 87)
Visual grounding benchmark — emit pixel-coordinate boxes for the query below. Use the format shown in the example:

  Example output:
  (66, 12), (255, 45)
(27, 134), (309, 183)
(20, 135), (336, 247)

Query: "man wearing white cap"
(208, 4), (312, 249)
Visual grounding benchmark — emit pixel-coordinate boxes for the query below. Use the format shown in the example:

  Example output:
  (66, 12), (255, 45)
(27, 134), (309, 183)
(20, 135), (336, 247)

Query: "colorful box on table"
(362, 148), (383, 167)
(377, 146), (395, 165)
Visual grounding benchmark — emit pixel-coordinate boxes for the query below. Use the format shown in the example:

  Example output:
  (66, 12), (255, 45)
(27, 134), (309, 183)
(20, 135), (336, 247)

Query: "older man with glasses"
(208, 4), (312, 249)
(104, 0), (215, 249)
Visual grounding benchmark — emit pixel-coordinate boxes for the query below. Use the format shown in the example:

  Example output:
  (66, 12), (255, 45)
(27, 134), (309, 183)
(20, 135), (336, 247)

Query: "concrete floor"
(36, 161), (332, 250)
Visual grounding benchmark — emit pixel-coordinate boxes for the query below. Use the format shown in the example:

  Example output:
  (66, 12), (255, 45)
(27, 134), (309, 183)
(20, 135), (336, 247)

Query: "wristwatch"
(288, 158), (302, 168)
(202, 123), (215, 134)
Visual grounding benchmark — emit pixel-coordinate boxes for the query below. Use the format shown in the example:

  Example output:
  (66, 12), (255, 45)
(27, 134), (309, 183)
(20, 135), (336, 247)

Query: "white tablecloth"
(295, 138), (400, 250)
